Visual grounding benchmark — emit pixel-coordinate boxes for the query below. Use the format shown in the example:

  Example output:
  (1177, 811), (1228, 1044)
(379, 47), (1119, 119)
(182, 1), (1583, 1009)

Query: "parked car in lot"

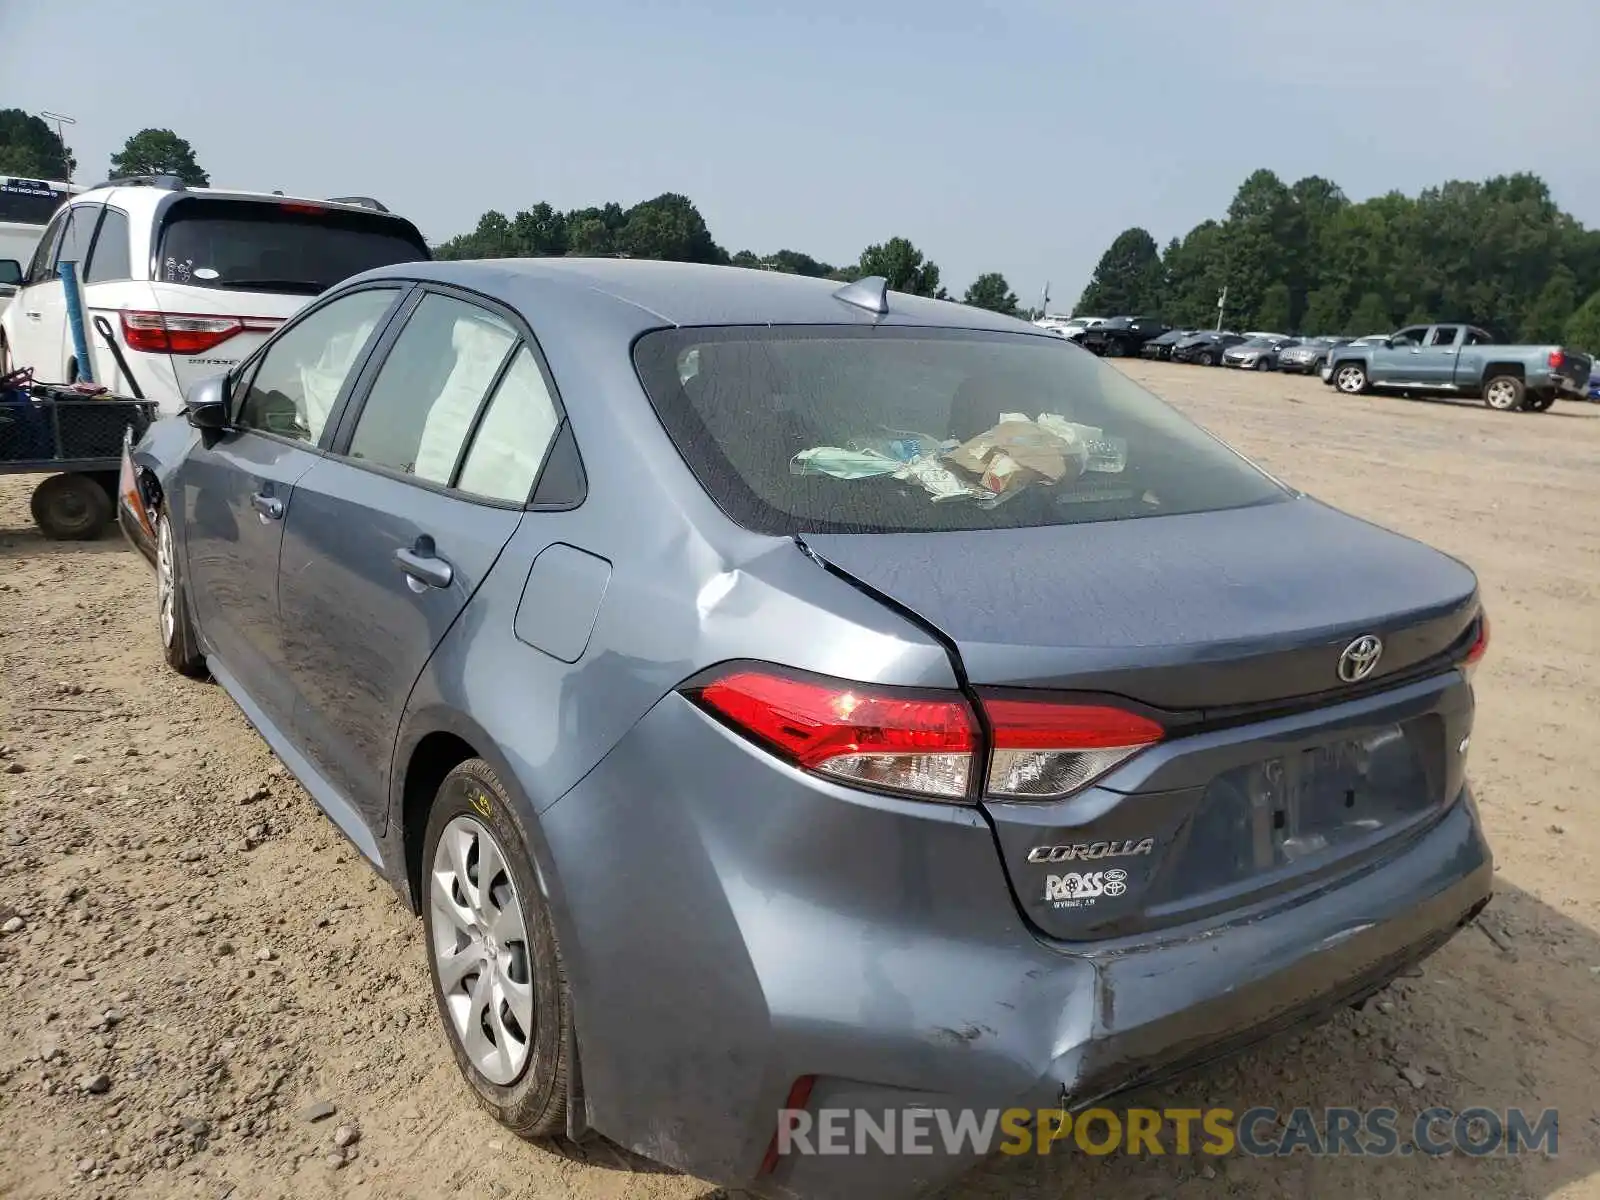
(119, 260), (1494, 1200)
(1222, 335), (1297, 371)
(0, 175), (430, 412)
(1035, 314), (1103, 339)
(1072, 314), (1171, 356)
(1138, 328), (1192, 360)
(1322, 322), (1593, 412)
(1276, 336), (1348, 375)
(1170, 330), (1247, 365)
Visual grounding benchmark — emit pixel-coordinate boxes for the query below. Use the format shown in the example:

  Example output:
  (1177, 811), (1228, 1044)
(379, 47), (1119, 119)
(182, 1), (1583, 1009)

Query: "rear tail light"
(983, 696), (1164, 799)
(686, 667), (1164, 802)
(118, 430), (154, 540)
(120, 311), (283, 355)
(1548, 349), (1565, 370)
(691, 669), (976, 800)
(759, 1075), (816, 1176)
(1462, 612), (1490, 683)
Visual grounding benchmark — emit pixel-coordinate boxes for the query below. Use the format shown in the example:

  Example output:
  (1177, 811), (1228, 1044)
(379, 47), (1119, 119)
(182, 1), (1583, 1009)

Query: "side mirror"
(0, 259), (21, 288)
(183, 375), (231, 431)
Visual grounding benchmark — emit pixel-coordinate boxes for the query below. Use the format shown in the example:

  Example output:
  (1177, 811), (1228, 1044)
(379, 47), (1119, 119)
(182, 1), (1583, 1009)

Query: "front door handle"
(24, 311), (41, 320)
(250, 492), (284, 521)
(395, 546), (453, 591)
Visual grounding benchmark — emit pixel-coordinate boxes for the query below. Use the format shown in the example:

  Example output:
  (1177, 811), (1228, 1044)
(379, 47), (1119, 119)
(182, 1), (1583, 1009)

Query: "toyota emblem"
(1337, 634), (1384, 683)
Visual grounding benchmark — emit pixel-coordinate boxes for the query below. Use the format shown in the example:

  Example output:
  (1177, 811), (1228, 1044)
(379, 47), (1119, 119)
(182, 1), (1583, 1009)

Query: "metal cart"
(0, 374), (158, 540)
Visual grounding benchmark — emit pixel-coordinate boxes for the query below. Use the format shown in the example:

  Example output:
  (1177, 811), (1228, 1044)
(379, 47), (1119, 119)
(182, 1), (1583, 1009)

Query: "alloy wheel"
(157, 517), (177, 647)
(1485, 379), (1520, 410)
(429, 815), (535, 1086)
(1336, 366), (1366, 394)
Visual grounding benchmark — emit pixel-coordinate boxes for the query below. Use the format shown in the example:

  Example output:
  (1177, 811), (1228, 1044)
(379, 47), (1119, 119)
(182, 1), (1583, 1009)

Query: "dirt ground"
(1, 363), (1598, 1200)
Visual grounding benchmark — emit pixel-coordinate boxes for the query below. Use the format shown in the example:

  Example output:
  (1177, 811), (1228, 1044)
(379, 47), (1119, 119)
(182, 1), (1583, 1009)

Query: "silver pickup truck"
(1320, 322), (1593, 412)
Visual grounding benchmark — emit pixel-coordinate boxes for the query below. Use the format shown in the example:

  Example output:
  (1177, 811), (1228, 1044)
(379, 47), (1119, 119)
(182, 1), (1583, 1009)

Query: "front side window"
(345, 293), (517, 485)
(633, 326), (1289, 536)
(236, 287), (400, 442)
(24, 208), (69, 285)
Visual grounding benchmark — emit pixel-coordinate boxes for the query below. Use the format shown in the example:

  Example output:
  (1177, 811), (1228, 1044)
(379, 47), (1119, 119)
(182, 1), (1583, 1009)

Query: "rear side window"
(83, 209), (130, 283)
(157, 198), (429, 295)
(633, 327), (1288, 536)
(345, 293), (517, 485)
(455, 347), (563, 503)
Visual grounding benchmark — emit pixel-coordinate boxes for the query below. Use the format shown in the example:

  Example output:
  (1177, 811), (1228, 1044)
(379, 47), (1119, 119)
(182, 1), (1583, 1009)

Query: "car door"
(179, 283), (407, 734)
(1414, 325), (1462, 386)
(277, 287), (564, 831)
(1369, 325), (1429, 384)
(5, 205), (70, 375)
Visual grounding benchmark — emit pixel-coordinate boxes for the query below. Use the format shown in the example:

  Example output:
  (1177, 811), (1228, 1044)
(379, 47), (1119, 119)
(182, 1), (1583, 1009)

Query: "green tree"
(1563, 289), (1600, 354)
(1255, 282), (1292, 332)
(1301, 286), (1347, 334)
(1077, 227), (1162, 315)
(1522, 266), (1579, 342)
(617, 193), (725, 263)
(857, 237), (941, 296)
(110, 128), (208, 186)
(0, 109), (74, 178)
(1160, 221), (1228, 328)
(963, 272), (1019, 315)
(1349, 293), (1393, 334)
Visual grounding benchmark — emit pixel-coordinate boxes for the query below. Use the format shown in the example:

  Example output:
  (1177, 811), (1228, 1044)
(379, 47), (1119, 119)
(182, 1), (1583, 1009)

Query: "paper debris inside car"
(792, 413), (1127, 504)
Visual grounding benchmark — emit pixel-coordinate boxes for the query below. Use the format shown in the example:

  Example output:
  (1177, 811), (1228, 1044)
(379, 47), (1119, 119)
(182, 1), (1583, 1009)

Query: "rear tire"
(1524, 393), (1555, 413)
(423, 758), (571, 1139)
(1482, 375), (1524, 411)
(155, 512), (208, 677)
(1334, 363), (1368, 394)
(30, 473), (112, 540)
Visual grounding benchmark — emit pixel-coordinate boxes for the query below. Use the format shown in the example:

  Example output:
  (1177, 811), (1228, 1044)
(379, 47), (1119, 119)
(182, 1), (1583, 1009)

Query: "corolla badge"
(1337, 634), (1384, 683)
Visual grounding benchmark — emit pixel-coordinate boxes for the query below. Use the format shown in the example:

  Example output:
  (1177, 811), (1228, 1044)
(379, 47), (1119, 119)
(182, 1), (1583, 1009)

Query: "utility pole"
(1215, 285), (1227, 331)
(39, 112), (76, 183)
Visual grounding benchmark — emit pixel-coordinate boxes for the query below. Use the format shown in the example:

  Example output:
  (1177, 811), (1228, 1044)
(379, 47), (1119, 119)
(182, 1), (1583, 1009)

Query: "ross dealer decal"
(1045, 868), (1128, 908)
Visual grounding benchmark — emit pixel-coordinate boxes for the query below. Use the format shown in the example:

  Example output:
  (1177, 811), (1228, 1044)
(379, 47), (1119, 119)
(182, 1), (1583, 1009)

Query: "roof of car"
(70, 183), (405, 219)
(367, 257), (1049, 333)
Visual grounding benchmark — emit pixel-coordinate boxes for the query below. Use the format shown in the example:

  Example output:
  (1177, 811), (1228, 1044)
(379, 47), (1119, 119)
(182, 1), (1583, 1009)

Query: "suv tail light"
(120, 311), (282, 355)
(983, 696), (1164, 799)
(686, 667), (1164, 802)
(1462, 612), (1490, 683)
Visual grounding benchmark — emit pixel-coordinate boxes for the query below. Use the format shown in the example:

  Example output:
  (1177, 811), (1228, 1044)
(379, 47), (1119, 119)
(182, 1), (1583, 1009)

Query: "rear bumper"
(540, 696), (1494, 1200)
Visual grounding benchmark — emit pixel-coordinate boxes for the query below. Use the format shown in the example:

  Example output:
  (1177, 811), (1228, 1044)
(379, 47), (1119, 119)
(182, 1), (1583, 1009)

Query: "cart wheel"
(30, 473), (113, 541)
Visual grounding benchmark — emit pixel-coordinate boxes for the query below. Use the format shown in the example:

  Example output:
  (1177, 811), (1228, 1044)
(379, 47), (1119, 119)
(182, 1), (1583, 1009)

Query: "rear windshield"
(633, 326), (1288, 536)
(0, 182), (68, 225)
(157, 198), (429, 295)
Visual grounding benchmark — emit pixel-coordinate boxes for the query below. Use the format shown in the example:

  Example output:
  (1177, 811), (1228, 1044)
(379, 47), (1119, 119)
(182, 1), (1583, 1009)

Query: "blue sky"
(4, 0), (1597, 309)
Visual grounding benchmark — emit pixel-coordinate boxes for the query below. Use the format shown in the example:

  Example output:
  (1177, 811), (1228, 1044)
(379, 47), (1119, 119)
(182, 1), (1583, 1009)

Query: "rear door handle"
(250, 492), (284, 521)
(395, 546), (453, 591)
(24, 311), (41, 320)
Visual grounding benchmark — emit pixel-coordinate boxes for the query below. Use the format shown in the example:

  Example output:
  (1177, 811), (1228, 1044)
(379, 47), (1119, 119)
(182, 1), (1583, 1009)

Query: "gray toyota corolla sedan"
(118, 259), (1494, 1199)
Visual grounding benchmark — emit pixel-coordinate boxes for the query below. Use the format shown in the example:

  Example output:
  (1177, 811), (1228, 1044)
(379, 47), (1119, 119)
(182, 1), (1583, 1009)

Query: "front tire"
(1197, 350), (1216, 366)
(1334, 363), (1368, 394)
(1254, 357), (1272, 371)
(155, 512), (207, 677)
(424, 759), (571, 1138)
(1483, 375), (1524, 411)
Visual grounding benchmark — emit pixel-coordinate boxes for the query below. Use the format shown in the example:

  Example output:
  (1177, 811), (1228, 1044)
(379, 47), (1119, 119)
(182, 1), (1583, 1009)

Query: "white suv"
(0, 176), (429, 412)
